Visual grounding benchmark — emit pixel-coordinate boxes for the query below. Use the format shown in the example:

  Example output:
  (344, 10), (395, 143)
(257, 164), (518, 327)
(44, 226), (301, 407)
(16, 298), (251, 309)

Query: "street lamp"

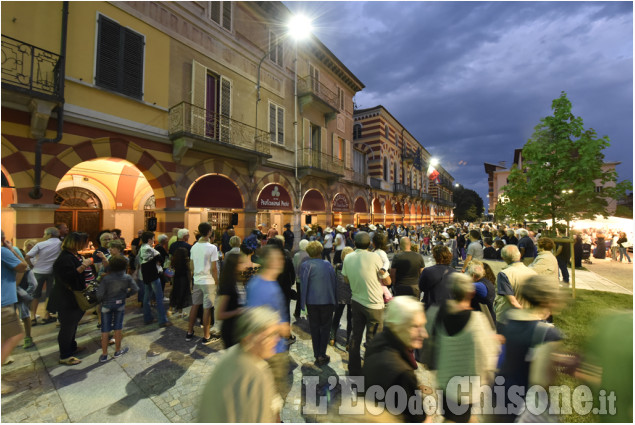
(455, 183), (460, 187)
(430, 158), (439, 167)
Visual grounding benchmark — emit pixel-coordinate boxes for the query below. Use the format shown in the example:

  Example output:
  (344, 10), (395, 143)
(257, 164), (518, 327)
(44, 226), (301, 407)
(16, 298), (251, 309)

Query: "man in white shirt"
(26, 227), (62, 324)
(322, 227), (334, 263)
(342, 231), (391, 376)
(186, 222), (220, 344)
(333, 226), (347, 265)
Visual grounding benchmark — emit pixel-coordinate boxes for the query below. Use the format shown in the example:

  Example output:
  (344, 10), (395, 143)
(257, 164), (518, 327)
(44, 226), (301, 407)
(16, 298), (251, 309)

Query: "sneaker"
(185, 332), (194, 341)
(99, 354), (109, 363)
(109, 338), (116, 345)
(201, 336), (220, 345)
(23, 336), (34, 349)
(114, 347), (129, 358)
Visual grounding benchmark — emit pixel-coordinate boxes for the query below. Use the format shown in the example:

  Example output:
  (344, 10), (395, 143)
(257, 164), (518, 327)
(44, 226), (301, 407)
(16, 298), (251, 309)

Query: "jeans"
(33, 272), (54, 299)
(557, 258), (569, 283)
(143, 278), (168, 325)
(58, 308), (85, 359)
(348, 300), (384, 376)
(307, 304), (335, 359)
(101, 302), (126, 332)
(619, 246), (631, 263)
(331, 303), (352, 342)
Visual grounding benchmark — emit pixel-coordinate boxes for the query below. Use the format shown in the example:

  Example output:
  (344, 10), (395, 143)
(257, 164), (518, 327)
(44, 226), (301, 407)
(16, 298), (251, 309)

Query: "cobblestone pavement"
(2, 252), (630, 422)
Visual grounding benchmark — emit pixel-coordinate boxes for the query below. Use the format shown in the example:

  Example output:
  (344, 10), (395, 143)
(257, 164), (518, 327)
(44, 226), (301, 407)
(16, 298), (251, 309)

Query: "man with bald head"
(342, 231), (391, 376)
(390, 237), (425, 298)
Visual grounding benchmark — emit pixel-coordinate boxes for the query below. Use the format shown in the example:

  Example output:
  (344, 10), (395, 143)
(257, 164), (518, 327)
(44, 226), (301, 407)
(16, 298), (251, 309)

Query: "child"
(96, 255), (138, 362)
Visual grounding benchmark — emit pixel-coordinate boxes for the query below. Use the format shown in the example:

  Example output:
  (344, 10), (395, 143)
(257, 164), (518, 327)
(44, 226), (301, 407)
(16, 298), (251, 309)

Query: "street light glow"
(455, 183), (459, 187)
(430, 158), (439, 166)
(288, 15), (313, 40)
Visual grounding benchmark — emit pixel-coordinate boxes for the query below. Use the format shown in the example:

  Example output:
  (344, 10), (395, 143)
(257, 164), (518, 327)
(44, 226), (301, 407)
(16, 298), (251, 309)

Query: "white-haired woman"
(198, 306), (283, 422)
(436, 273), (501, 423)
(362, 296), (428, 423)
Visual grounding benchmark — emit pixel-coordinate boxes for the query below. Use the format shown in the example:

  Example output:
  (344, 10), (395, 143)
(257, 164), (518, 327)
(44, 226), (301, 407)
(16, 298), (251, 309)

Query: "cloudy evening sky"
(286, 1), (633, 211)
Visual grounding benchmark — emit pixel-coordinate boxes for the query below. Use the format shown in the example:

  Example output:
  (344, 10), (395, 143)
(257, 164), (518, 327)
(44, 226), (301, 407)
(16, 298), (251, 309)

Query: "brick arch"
(1, 137), (34, 203)
(253, 172), (297, 209)
(40, 138), (175, 207)
(181, 158), (249, 206)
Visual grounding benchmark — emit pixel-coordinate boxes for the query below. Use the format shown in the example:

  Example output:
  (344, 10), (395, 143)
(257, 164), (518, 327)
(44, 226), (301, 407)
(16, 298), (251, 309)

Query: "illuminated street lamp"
(430, 158), (439, 167)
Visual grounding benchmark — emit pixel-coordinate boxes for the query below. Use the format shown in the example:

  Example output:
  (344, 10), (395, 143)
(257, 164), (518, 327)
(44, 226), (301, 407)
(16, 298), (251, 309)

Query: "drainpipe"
(30, 1), (68, 199)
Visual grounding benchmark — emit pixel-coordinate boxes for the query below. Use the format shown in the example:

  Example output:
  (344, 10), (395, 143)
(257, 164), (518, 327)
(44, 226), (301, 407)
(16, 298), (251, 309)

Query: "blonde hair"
(23, 239), (37, 251)
(306, 241), (323, 258)
(465, 260), (485, 280)
(229, 235), (241, 248)
(341, 246), (354, 261)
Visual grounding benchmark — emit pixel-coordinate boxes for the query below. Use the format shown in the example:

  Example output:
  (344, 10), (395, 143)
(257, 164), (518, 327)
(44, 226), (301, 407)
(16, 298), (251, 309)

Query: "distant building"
(484, 151), (621, 215)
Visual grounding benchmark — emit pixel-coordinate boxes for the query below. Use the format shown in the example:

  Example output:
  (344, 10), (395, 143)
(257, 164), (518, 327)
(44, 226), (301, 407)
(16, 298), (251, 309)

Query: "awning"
(302, 189), (325, 212)
(257, 183), (293, 211)
(354, 197), (368, 213)
(187, 174), (243, 208)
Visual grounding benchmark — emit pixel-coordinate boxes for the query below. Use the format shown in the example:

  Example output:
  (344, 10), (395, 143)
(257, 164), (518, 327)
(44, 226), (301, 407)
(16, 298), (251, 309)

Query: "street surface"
(1, 253), (631, 422)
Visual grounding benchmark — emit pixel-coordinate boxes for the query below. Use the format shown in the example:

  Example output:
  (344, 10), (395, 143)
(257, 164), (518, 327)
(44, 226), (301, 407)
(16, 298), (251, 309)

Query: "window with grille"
(207, 212), (232, 231)
(269, 30), (283, 67)
(210, 1), (232, 31)
(269, 102), (284, 145)
(95, 15), (144, 99)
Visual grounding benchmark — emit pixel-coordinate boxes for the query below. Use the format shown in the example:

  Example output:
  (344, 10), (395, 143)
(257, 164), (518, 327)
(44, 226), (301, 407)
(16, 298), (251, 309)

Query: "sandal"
(59, 357), (82, 365)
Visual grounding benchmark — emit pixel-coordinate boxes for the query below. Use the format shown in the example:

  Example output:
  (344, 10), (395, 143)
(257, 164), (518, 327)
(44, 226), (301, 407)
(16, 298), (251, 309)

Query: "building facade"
(353, 106), (454, 226)
(2, 1), (451, 248)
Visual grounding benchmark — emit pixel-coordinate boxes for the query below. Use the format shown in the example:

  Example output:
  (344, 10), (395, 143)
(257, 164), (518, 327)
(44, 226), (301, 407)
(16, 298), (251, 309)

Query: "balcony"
(297, 148), (343, 183)
(394, 183), (409, 195)
(348, 171), (367, 186)
(168, 101), (271, 169)
(297, 76), (339, 122)
(421, 193), (433, 202)
(370, 177), (382, 190)
(1, 35), (62, 102)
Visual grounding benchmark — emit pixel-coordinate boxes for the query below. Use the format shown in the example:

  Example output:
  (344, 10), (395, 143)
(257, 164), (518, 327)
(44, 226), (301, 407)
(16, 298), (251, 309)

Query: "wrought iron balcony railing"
(168, 101), (270, 155)
(370, 177), (382, 190)
(1, 35), (62, 99)
(421, 193), (433, 202)
(394, 183), (409, 195)
(297, 76), (340, 112)
(298, 148), (343, 175)
(408, 187), (420, 197)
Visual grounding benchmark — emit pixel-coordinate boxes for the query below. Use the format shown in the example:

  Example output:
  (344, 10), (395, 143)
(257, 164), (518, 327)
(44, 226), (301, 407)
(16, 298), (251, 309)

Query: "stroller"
(581, 243), (592, 264)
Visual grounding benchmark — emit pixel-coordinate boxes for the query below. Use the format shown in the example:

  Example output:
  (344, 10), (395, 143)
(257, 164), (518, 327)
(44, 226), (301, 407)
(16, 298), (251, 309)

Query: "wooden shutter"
(210, 2), (220, 24)
(345, 139), (352, 169)
(303, 119), (311, 150)
(222, 1), (232, 30)
(277, 107), (284, 144)
(331, 133), (337, 158)
(321, 127), (327, 154)
(191, 60), (207, 136)
(122, 28), (144, 98)
(96, 15), (120, 92)
(219, 76), (232, 142)
(269, 103), (276, 143)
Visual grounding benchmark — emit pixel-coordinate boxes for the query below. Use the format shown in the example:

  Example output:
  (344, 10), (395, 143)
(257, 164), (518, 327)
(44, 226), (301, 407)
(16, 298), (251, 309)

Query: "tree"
(498, 92), (632, 229)
(452, 185), (484, 222)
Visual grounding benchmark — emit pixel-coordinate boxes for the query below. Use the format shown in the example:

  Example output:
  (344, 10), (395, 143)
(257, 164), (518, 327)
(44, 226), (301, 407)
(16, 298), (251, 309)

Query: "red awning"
(354, 197), (367, 213)
(301, 189), (325, 212)
(187, 175), (243, 208)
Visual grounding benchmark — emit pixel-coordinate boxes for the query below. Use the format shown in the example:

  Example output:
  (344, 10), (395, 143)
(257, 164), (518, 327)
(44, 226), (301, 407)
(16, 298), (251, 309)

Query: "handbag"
(65, 282), (99, 311)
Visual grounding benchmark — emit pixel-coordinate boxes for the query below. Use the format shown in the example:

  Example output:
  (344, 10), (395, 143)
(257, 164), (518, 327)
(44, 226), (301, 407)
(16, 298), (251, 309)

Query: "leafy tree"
(498, 92), (632, 229)
(452, 185), (484, 222)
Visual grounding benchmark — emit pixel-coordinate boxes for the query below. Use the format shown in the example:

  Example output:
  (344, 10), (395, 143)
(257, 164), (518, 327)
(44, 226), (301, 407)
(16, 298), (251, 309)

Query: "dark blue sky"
(286, 1), (633, 209)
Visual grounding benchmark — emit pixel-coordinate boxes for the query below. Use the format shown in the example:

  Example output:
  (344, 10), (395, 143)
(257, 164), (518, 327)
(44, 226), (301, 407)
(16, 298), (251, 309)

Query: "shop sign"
(332, 194), (350, 212)
(258, 185), (292, 211)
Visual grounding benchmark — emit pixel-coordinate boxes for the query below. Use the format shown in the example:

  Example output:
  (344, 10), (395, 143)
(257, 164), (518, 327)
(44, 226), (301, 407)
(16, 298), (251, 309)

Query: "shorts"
(1, 306), (24, 343)
(191, 284), (216, 309)
(33, 272), (55, 300)
(17, 301), (30, 320)
(101, 302), (126, 332)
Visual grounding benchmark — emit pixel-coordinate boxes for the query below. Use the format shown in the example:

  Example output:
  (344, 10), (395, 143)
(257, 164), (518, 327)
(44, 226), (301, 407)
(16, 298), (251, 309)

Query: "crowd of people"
(1, 220), (631, 422)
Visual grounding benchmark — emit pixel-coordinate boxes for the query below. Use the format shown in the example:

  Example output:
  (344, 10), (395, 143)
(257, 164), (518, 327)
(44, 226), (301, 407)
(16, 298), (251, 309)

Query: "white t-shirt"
(190, 241), (219, 285)
(334, 234), (346, 251)
(324, 233), (333, 249)
(27, 238), (62, 274)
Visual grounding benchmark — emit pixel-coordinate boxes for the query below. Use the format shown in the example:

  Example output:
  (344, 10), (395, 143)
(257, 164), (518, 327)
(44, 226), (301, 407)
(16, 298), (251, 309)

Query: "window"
(269, 30), (283, 67)
(95, 15), (144, 99)
(385, 124), (389, 139)
(309, 64), (319, 93)
(332, 136), (343, 160)
(353, 124), (362, 139)
(269, 102), (284, 145)
(210, 1), (232, 31)
(337, 86), (345, 110)
(595, 186), (603, 193)
(353, 149), (365, 175)
(384, 157), (389, 182)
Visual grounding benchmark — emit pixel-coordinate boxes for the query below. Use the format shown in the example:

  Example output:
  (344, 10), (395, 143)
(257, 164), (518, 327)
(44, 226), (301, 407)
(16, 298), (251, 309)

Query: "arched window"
(353, 123), (362, 139)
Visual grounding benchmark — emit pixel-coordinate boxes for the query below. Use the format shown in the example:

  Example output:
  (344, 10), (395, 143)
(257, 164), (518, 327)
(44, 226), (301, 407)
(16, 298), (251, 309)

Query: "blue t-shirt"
(246, 275), (288, 354)
(1, 246), (22, 306)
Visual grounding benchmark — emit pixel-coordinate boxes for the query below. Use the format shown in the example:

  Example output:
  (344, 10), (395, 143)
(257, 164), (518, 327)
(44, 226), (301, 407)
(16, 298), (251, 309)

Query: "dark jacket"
(419, 264), (456, 310)
(362, 327), (426, 423)
(49, 250), (85, 311)
(97, 270), (138, 305)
